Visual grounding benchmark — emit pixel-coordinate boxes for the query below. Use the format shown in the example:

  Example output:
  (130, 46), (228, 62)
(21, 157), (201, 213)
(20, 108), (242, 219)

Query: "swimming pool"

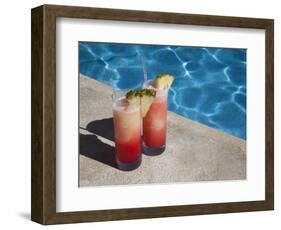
(79, 42), (246, 140)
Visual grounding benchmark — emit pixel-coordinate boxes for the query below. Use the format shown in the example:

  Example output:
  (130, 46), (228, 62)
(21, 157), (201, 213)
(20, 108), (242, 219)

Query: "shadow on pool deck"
(79, 133), (118, 169)
(86, 118), (115, 142)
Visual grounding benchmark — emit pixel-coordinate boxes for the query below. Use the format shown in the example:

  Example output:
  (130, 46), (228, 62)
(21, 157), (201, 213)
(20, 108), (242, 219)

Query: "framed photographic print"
(31, 4), (274, 225)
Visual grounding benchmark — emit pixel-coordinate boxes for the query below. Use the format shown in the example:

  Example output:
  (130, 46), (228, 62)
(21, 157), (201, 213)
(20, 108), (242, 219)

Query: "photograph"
(79, 42), (247, 187)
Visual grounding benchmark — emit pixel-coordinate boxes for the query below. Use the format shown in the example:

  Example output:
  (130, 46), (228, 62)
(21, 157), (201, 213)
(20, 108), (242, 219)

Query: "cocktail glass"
(142, 80), (168, 155)
(112, 85), (143, 170)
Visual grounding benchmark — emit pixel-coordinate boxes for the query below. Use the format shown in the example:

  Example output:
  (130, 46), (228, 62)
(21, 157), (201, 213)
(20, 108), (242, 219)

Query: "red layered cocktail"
(113, 89), (156, 170)
(113, 98), (142, 170)
(142, 74), (174, 155)
(143, 89), (168, 154)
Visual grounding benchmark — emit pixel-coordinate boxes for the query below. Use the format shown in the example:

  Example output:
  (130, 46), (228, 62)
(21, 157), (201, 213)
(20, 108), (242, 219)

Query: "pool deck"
(79, 74), (246, 187)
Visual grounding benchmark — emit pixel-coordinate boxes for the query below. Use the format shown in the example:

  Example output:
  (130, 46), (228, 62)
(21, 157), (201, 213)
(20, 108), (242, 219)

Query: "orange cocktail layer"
(143, 94), (167, 148)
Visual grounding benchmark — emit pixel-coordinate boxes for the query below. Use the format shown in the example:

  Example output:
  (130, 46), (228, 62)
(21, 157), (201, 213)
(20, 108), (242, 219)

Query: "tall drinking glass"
(112, 90), (142, 170)
(142, 80), (168, 155)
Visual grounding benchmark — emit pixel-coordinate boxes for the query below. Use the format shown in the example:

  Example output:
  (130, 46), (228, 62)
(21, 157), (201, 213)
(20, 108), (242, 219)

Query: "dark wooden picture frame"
(31, 4), (274, 225)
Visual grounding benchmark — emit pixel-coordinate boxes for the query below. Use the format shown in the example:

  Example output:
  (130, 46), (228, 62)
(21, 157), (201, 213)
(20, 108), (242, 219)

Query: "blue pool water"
(79, 42), (246, 140)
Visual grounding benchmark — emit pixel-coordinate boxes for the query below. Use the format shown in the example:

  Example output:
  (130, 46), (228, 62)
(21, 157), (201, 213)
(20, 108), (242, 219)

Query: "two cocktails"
(113, 74), (174, 171)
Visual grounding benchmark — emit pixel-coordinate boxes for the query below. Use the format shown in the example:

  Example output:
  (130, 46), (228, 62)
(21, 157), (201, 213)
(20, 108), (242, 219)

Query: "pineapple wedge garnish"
(126, 89), (156, 117)
(125, 90), (141, 105)
(139, 89), (156, 117)
(155, 73), (175, 90)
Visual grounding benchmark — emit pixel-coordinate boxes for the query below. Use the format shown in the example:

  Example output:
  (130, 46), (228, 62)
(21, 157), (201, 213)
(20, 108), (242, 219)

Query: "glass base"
(142, 142), (166, 156)
(116, 155), (141, 171)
